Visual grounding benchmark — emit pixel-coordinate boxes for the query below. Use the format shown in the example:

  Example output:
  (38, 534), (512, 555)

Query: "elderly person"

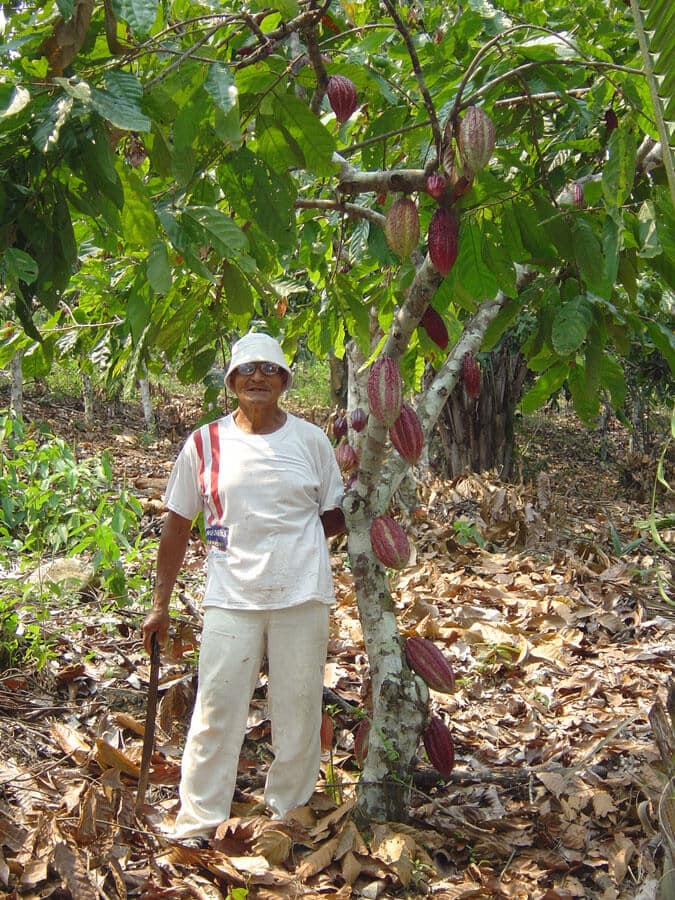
(142, 331), (345, 845)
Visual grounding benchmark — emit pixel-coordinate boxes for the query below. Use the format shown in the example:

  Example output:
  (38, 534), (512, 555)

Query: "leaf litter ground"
(0, 395), (673, 899)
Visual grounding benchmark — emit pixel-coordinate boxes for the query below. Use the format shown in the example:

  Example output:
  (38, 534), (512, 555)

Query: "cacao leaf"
(520, 361), (570, 414)
(146, 240), (172, 295)
(205, 62), (238, 115)
(511, 201), (557, 262)
(568, 362), (599, 424)
(445, 221), (498, 309)
(117, 0), (159, 38)
(182, 205), (249, 258)
(120, 170), (159, 249)
(91, 71), (151, 132)
(572, 219), (605, 296)
(551, 296), (594, 355)
(600, 353), (627, 410)
(602, 127), (637, 210)
(126, 286), (149, 344)
(263, 93), (336, 177)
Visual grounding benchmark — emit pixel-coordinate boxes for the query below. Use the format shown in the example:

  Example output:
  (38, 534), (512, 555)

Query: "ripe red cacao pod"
(367, 357), (403, 427)
(457, 106), (495, 174)
(327, 75), (358, 123)
(462, 353), (481, 398)
(353, 719), (370, 767)
(384, 197), (420, 258)
(350, 408), (368, 432)
(428, 208), (459, 277)
(420, 306), (449, 350)
(404, 636), (455, 693)
(572, 182), (584, 208)
(320, 711), (334, 751)
(423, 716), (455, 778)
(426, 174), (447, 200)
(370, 515), (410, 569)
(335, 442), (358, 472)
(605, 108), (618, 133)
(333, 414), (348, 440)
(389, 404), (424, 466)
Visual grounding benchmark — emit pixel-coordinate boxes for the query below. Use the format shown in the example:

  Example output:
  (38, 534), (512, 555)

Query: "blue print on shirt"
(205, 525), (229, 551)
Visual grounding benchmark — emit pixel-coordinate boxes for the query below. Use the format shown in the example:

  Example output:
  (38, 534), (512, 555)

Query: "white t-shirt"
(164, 413), (344, 610)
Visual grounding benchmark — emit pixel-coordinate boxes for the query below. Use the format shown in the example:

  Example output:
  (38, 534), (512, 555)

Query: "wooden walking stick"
(136, 632), (160, 814)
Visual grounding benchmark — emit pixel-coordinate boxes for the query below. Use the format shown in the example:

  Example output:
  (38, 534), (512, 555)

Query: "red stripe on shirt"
(208, 421), (224, 520)
(193, 429), (206, 497)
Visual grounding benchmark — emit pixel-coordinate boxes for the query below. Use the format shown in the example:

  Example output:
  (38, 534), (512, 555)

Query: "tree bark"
(10, 352), (23, 419)
(436, 345), (529, 479)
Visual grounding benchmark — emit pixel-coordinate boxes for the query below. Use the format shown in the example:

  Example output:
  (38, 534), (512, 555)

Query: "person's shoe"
(173, 835), (210, 849)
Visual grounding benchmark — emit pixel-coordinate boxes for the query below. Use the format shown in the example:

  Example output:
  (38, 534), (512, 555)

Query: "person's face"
(232, 361), (287, 407)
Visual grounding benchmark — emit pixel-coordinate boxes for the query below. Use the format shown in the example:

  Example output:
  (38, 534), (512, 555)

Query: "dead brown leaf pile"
(0, 399), (673, 899)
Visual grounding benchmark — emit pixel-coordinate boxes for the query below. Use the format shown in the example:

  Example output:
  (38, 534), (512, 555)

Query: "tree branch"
(381, 0), (442, 158)
(295, 198), (386, 227)
(333, 152), (429, 196)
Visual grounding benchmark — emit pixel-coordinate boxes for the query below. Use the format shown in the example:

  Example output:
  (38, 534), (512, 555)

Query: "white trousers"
(173, 601), (330, 839)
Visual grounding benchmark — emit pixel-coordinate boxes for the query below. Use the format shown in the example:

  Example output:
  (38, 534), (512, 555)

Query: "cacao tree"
(1, 0), (674, 822)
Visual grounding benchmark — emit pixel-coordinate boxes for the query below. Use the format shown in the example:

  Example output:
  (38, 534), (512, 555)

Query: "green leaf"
(568, 363), (599, 424)
(1, 248), (38, 287)
(146, 241), (172, 295)
(511, 201), (558, 263)
(260, 93), (337, 177)
(520, 361), (570, 414)
(602, 127), (637, 209)
(645, 319), (675, 376)
(120, 170), (158, 248)
(182, 206), (249, 259)
(205, 63), (238, 115)
(218, 262), (254, 316)
(91, 72), (151, 132)
(573, 218), (605, 295)
(117, 0), (159, 37)
(551, 295), (594, 355)
(600, 354), (627, 409)
(126, 286), (149, 345)
(444, 221), (498, 309)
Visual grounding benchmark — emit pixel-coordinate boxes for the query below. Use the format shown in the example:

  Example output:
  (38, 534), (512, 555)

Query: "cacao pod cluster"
(327, 75), (358, 123)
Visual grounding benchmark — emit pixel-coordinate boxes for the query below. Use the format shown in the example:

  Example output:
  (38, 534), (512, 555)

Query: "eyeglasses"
(235, 362), (283, 377)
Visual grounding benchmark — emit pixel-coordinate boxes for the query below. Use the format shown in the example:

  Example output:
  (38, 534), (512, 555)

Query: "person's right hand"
(141, 607), (170, 655)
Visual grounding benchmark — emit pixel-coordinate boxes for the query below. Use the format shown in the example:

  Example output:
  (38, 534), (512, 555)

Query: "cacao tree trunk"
(10, 352), (23, 418)
(344, 287), (510, 823)
(435, 344), (528, 479)
(139, 368), (156, 434)
(82, 371), (94, 425)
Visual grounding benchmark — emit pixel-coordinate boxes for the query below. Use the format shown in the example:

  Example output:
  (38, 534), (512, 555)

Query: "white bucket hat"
(225, 332), (293, 391)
